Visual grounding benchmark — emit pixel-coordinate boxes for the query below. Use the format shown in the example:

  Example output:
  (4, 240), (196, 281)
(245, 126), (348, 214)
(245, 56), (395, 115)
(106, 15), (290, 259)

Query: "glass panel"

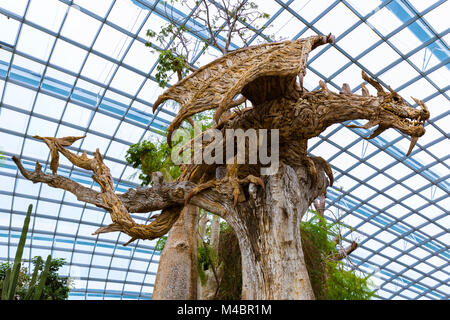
(109, 66), (145, 96)
(49, 39), (88, 73)
(309, 46), (352, 78)
(367, 6), (405, 36)
(398, 78), (437, 105)
(423, 1), (450, 33)
(105, 141), (128, 160)
(73, 0), (113, 18)
(309, 140), (340, 159)
(81, 52), (118, 85)
(0, 108), (29, 133)
(346, 0), (383, 17)
(115, 121), (145, 143)
(44, 66), (76, 98)
(122, 40), (158, 74)
(16, 24), (56, 61)
(33, 92), (66, 119)
(107, 0), (147, 35)
(348, 162), (377, 180)
(267, 10), (306, 40)
(89, 112), (120, 136)
(293, 0), (335, 22)
(358, 42), (402, 75)
(0, 14), (20, 45)
(62, 102), (93, 127)
(93, 24), (132, 60)
(61, 6), (102, 47)
(80, 133), (110, 153)
(0, 0), (28, 17)
(137, 78), (164, 104)
(418, 39), (449, 75)
(315, 2), (359, 38)
(27, 116), (58, 137)
(332, 152), (359, 171)
(26, 0), (67, 32)
(426, 66), (450, 89)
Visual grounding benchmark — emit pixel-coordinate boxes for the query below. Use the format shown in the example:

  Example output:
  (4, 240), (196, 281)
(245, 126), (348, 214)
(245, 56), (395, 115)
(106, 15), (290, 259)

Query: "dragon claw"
(184, 172), (264, 207)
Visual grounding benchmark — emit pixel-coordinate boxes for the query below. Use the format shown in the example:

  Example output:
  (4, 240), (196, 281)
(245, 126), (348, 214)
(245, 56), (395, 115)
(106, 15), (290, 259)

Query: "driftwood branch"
(13, 157), (230, 217)
(12, 137), (232, 246)
(311, 192), (358, 261)
(330, 241), (358, 261)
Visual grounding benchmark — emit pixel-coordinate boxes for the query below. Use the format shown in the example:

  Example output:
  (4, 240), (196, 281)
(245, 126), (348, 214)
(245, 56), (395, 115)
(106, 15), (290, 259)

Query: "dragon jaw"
(348, 71), (430, 156)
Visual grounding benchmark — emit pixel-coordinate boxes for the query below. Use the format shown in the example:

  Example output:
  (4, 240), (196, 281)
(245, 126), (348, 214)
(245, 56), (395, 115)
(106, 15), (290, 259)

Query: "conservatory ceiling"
(0, 0), (448, 300)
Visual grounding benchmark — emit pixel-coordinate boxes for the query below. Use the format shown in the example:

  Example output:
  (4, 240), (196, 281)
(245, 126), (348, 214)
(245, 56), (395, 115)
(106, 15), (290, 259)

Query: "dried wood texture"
(224, 162), (329, 299)
(152, 205), (198, 300)
(14, 35), (430, 247)
(153, 35), (334, 146)
(14, 34), (430, 249)
(12, 138), (228, 246)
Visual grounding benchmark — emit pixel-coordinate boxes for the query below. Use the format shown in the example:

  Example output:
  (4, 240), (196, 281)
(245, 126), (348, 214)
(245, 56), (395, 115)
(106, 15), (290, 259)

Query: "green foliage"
(0, 262), (29, 300)
(126, 138), (180, 186)
(147, 47), (189, 88)
(197, 245), (216, 286)
(0, 256), (72, 300)
(145, 0), (272, 88)
(0, 150), (4, 167)
(201, 212), (375, 300)
(30, 256), (72, 300)
(301, 210), (375, 300)
(155, 235), (168, 252)
(325, 262), (375, 300)
(0, 204), (72, 300)
(214, 225), (241, 300)
(126, 113), (213, 186)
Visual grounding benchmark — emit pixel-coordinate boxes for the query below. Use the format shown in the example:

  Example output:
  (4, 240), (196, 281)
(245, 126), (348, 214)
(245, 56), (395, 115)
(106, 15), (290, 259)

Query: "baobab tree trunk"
(224, 163), (328, 299)
(152, 205), (198, 299)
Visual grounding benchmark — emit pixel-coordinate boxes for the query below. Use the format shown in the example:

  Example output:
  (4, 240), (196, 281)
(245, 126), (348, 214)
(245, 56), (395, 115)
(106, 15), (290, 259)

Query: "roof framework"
(0, 0), (448, 300)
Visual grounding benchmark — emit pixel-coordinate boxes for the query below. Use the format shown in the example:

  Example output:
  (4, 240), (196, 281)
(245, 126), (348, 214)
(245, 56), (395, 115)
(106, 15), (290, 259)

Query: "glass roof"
(0, 0), (448, 300)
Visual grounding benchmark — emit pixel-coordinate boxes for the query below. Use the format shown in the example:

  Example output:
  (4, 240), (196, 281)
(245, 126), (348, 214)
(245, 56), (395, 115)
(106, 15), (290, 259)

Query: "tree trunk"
(198, 214), (222, 300)
(152, 205), (198, 299)
(224, 163), (328, 299)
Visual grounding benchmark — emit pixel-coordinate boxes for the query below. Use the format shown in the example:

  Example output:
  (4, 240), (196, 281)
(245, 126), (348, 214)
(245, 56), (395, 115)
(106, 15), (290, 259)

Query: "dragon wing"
(152, 34), (334, 146)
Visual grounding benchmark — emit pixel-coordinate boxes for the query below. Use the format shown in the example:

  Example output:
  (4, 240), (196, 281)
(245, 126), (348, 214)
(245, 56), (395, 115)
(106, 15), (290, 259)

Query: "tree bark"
(152, 205), (198, 299)
(224, 163), (328, 299)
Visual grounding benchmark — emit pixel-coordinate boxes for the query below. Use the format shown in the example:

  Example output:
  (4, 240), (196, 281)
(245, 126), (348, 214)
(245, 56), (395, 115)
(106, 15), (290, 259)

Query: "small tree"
(146, 0), (272, 88)
(0, 257), (72, 300)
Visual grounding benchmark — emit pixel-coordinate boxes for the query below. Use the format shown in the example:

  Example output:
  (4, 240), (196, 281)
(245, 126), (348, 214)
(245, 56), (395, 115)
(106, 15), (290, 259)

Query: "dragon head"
(349, 71), (430, 156)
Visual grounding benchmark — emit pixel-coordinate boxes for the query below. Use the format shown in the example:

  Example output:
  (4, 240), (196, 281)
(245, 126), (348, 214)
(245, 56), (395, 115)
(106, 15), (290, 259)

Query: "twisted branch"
(13, 136), (232, 246)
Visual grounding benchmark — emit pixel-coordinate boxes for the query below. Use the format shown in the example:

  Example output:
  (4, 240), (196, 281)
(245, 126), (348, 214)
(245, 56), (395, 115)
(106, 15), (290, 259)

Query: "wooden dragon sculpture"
(13, 34), (429, 246)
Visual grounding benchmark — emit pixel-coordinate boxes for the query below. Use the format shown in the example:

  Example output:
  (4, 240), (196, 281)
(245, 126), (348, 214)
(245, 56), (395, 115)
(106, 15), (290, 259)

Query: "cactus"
(0, 204), (61, 300)
(24, 257), (42, 300)
(1, 268), (11, 300)
(6, 204), (33, 300)
(33, 254), (51, 300)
